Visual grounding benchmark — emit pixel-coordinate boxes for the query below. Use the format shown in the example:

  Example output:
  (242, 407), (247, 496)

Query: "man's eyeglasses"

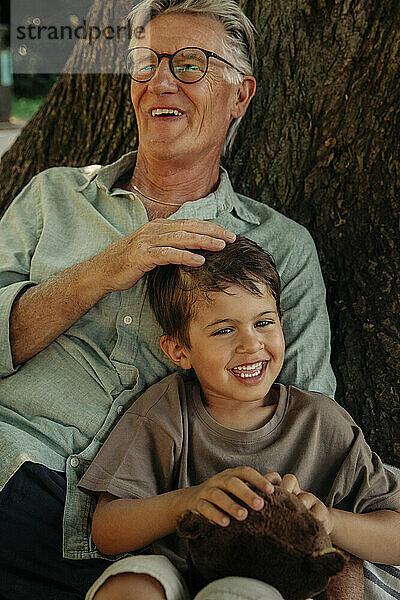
(125, 46), (243, 84)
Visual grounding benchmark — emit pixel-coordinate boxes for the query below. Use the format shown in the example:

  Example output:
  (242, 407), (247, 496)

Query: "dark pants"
(0, 462), (109, 600)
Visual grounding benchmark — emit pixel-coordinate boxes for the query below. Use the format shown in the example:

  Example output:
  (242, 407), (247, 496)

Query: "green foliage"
(11, 96), (43, 121)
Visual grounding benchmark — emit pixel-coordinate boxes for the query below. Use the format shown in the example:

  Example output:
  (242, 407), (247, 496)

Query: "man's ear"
(159, 335), (192, 370)
(231, 76), (256, 119)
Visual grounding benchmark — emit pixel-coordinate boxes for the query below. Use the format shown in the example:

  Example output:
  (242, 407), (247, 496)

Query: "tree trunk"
(1, 0), (399, 466)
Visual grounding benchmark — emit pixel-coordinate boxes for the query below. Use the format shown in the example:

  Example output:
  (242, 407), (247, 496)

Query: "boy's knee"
(93, 572), (167, 600)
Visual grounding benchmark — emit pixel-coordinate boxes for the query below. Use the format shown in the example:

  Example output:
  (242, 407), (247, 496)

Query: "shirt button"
(70, 456), (79, 468)
(123, 315), (133, 325)
(117, 406), (124, 415)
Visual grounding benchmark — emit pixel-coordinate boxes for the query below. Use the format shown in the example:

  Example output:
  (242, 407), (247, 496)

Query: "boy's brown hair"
(146, 236), (282, 348)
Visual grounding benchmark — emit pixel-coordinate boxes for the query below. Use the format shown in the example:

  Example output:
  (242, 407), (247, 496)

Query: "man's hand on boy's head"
(275, 473), (334, 534)
(89, 218), (236, 295)
(182, 466), (274, 528)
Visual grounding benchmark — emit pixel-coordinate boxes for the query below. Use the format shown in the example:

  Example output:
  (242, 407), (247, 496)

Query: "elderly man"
(0, 1), (335, 598)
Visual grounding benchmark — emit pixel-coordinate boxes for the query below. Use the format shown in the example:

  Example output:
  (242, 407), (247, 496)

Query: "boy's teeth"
(233, 362), (263, 372)
(231, 362), (264, 378)
(152, 108), (182, 116)
(236, 369), (262, 379)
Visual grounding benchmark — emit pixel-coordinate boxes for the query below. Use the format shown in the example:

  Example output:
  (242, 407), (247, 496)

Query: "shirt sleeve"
(325, 420), (400, 513)
(0, 178), (41, 377)
(78, 401), (179, 500)
(278, 227), (336, 398)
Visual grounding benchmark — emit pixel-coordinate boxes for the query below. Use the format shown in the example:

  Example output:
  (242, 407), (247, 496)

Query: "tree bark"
(0, 0), (399, 466)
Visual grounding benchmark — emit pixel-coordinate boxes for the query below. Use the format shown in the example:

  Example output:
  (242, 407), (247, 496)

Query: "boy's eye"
(254, 320), (274, 328)
(212, 327), (233, 336)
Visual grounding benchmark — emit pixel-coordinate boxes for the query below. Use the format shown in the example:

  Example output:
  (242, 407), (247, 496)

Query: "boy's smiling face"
(160, 284), (285, 420)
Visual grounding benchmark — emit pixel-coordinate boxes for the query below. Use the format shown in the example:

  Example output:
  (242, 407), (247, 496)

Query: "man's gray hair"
(128, 0), (257, 155)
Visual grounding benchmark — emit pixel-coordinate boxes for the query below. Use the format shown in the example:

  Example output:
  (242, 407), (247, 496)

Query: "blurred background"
(0, 0), (56, 157)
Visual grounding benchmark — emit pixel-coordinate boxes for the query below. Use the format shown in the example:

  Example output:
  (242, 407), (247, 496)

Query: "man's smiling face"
(130, 13), (247, 164)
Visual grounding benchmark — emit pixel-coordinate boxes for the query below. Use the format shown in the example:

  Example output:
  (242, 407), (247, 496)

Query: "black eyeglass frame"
(125, 46), (244, 84)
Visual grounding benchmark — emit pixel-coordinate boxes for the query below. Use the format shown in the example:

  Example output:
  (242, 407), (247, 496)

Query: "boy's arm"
(274, 473), (400, 565)
(92, 489), (193, 555)
(328, 507), (400, 564)
(91, 466), (274, 555)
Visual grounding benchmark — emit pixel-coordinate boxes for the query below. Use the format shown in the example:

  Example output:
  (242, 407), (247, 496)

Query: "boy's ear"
(159, 335), (192, 370)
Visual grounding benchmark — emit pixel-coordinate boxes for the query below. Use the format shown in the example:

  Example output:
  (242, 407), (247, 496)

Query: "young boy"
(79, 237), (400, 600)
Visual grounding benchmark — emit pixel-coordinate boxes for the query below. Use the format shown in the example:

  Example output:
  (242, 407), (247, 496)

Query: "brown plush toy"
(177, 487), (364, 600)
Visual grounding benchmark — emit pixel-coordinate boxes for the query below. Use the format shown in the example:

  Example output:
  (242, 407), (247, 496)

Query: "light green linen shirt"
(0, 151), (335, 559)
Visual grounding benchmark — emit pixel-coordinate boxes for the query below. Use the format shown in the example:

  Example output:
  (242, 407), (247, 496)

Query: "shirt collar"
(75, 152), (136, 193)
(171, 166), (234, 221)
(76, 151), (259, 224)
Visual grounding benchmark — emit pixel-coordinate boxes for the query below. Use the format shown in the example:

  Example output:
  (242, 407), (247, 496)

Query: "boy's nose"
(236, 331), (264, 354)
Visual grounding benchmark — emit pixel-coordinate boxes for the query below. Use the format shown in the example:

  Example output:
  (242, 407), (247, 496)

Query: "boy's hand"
(279, 473), (334, 534)
(183, 466), (274, 527)
(263, 471), (283, 486)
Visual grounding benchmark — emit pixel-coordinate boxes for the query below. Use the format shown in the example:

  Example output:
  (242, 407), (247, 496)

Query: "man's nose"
(148, 58), (178, 91)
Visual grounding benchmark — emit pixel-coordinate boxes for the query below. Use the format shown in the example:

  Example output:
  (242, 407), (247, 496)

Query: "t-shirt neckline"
(191, 381), (288, 442)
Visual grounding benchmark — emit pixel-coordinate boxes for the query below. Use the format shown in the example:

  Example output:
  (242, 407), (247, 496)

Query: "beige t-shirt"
(79, 372), (400, 570)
